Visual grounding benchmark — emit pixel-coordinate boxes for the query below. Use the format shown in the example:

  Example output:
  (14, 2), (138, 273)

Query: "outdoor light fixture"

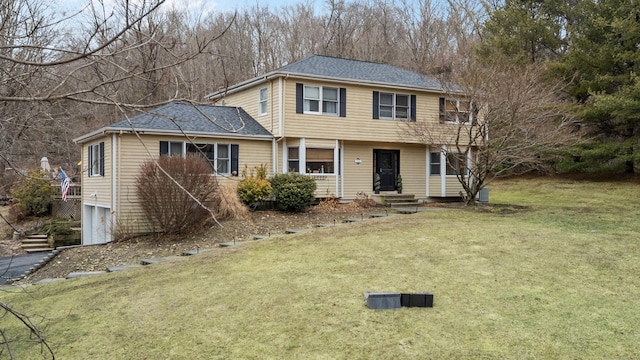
(355, 158), (362, 165)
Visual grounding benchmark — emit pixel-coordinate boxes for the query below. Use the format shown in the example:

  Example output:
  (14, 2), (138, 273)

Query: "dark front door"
(374, 149), (400, 191)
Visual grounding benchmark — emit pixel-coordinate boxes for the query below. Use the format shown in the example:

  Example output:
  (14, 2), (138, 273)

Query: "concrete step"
(25, 234), (48, 239)
(22, 238), (50, 244)
(24, 247), (54, 253)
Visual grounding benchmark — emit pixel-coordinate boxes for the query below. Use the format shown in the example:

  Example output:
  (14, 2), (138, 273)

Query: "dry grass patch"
(2, 177), (640, 359)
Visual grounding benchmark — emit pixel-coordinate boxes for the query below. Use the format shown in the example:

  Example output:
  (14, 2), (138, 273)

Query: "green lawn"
(2, 176), (640, 359)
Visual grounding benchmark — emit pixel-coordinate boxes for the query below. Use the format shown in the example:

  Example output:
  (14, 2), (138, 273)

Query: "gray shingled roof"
(108, 102), (272, 137)
(277, 55), (442, 90)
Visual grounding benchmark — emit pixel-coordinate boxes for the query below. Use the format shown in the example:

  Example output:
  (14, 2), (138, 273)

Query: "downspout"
(335, 139), (340, 197)
(279, 76), (285, 137)
(425, 146), (429, 198)
(272, 138), (277, 176)
(340, 140), (344, 198)
(440, 145), (446, 197)
(111, 133), (118, 241)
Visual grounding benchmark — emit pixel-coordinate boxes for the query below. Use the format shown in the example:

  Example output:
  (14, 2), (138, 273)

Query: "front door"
(374, 149), (399, 191)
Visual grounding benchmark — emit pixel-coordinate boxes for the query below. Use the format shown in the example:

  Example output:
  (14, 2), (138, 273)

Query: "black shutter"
(296, 83), (304, 114)
(410, 95), (416, 121)
(439, 97), (445, 123)
(339, 88), (346, 117)
(231, 144), (239, 176)
(160, 141), (168, 155)
(472, 102), (479, 125)
(99, 142), (105, 176)
(373, 91), (379, 119)
(88, 146), (93, 176)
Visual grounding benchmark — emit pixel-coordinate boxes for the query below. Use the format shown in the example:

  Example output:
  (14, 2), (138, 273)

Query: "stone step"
(25, 234), (48, 239)
(389, 202), (420, 208)
(22, 238), (50, 244)
(24, 247), (54, 253)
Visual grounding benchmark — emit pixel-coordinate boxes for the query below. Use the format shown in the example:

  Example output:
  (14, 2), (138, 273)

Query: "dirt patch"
(18, 203), (391, 284)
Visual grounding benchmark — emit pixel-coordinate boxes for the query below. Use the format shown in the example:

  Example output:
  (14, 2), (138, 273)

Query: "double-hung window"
(296, 84), (346, 116)
(440, 98), (477, 124)
(288, 147), (300, 172)
(373, 92), (415, 121)
(88, 142), (104, 177)
(258, 87), (268, 116)
(160, 141), (238, 176)
(304, 85), (339, 115)
(430, 152), (441, 175)
(446, 153), (467, 176)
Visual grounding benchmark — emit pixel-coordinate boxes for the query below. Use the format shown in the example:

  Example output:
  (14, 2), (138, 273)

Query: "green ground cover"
(2, 176), (639, 359)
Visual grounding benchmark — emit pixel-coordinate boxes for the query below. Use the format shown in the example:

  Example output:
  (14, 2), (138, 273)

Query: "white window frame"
(379, 92), (410, 120)
(304, 85), (339, 116)
(441, 98), (474, 125)
(88, 143), (104, 177)
(164, 141), (233, 176)
(258, 87), (268, 116)
(216, 143), (231, 175)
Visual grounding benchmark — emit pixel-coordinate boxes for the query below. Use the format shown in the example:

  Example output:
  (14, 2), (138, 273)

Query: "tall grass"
(2, 176), (639, 359)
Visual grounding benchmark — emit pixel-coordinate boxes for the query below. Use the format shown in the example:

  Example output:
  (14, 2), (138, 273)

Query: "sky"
(57, 0), (325, 18)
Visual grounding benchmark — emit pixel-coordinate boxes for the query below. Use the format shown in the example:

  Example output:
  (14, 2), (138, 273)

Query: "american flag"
(60, 167), (71, 202)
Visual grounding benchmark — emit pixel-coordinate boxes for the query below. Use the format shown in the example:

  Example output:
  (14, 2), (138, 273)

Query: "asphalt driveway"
(0, 252), (53, 285)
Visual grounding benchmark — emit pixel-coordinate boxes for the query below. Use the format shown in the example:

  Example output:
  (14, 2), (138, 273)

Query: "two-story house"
(75, 55), (470, 245)
(206, 55), (469, 200)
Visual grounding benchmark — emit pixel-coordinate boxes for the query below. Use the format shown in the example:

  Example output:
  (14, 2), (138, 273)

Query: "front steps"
(372, 193), (420, 208)
(22, 234), (54, 253)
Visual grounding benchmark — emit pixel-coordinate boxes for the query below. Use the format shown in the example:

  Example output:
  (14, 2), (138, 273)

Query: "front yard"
(2, 176), (640, 358)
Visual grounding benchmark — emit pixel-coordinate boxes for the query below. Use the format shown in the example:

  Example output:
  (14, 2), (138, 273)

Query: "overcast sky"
(57, 0), (325, 18)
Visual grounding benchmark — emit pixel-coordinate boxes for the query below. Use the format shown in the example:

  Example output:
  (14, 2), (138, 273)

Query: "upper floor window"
(440, 97), (477, 124)
(373, 91), (416, 121)
(296, 83), (346, 117)
(258, 87), (268, 116)
(160, 141), (239, 176)
(88, 142), (104, 177)
(304, 85), (339, 115)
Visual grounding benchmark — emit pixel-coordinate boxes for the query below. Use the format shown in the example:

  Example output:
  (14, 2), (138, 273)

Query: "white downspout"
(340, 140), (345, 198)
(272, 138), (277, 176)
(278, 77), (284, 137)
(334, 139), (339, 197)
(300, 138), (306, 174)
(111, 133), (117, 242)
(440, 146), (446, 197)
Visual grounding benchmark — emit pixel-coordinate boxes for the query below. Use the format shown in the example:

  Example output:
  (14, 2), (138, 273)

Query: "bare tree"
(405, 58), (581, 204)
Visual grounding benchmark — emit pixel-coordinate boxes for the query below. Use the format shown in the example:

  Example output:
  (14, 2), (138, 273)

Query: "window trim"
(160, 141), (238, 176)
(440, 97), (477, 125)
(88, 142), (104, 177)
(374, 91), (416, 121)
(258, 87), (268, 116)
(303, 85), (340, 116)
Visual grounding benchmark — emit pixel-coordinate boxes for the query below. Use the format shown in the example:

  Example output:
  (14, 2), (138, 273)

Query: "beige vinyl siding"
(312, 175), (338, 197)
(445, 177), (464, 197)
(213, 80), (280, 136)
(305, 138), (336, 147)
(398, 145), (427, 198)
(114, 134), (272, 234)
(81, 138), (112, 209)
(429, 176), (441, 197)
(282, 79), (445, 143)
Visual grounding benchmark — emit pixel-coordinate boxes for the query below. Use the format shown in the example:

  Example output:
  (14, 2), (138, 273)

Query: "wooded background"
(1, 0), (638, 181)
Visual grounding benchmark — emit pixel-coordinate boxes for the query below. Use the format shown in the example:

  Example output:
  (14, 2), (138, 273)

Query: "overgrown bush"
(214, 184), (249, 220)
(11, 171), (54, 217)
(136, 155), (217, 235)
(237, 164), (272, 205)
(269, 172), (317, 212)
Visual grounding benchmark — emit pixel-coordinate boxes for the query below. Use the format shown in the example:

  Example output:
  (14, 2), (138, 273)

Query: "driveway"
(0, 252), (53, 285)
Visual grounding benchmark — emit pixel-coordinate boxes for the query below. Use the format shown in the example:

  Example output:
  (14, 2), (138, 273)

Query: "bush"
(269, 173), (317, 212)
(136, 155), (217, 235)
(214, 184), (249, 220)
(11, 171), (54, 217)
(237, 164), (272, 205)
